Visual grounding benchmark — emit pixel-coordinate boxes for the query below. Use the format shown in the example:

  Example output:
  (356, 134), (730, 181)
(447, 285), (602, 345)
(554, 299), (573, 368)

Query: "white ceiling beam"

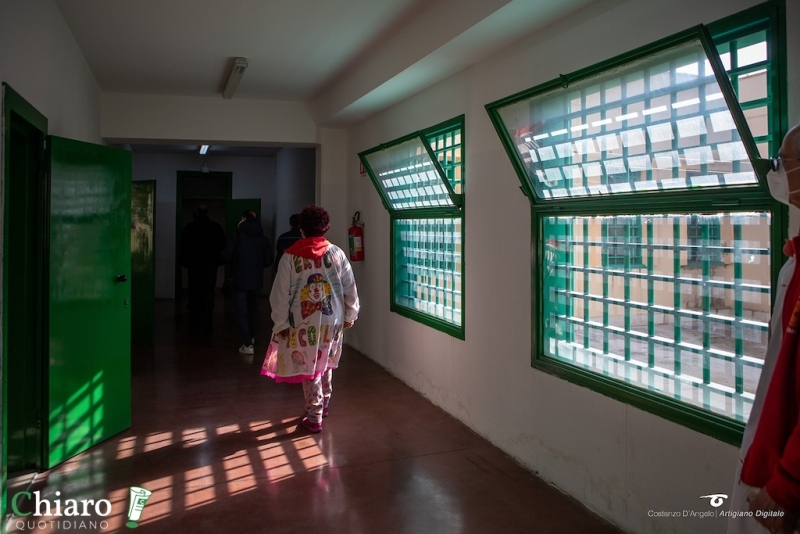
(312, 0), (596, 127)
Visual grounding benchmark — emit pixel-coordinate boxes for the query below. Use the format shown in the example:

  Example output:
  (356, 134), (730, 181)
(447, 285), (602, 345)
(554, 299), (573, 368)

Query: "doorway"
(3, 85), (47, 477)
(3, 84), (133, 488)
(174, 172), (232, 305)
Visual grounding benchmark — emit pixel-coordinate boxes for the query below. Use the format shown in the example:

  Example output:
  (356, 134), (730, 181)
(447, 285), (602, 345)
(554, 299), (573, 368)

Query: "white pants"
(302, 369), (333, 423)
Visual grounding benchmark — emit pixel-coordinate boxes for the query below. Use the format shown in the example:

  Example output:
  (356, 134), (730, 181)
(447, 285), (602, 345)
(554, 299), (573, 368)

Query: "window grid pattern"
(501, 38), (760, 200)
(394, 217), (463, 326)
(687, 216), (723, 264)
(603, 217), (643, 267)
(718, 30), (772, 158)
(544, 212), (770, 422)
(428, 130), (463, 194)
(483, 14), (781, 437)
(390, 122), (464, 332)
(365, 136), (457, 210)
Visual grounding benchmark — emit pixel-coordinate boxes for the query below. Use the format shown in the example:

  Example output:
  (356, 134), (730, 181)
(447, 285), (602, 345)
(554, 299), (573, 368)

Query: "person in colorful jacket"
(728, 124), (800, 534)
(266, 205), (359, 433)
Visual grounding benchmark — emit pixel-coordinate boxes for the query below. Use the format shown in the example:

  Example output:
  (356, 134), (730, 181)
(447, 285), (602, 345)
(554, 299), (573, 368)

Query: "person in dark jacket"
(274, 214), (302, 273)
(222, 210), (274, 354)
(179, 205), (227, 333)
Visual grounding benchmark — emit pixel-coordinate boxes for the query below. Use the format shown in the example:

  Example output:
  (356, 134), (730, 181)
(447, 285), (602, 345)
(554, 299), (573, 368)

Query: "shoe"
(239, 344), (254, 355)
(322, 406), (329, 418)
(301, 417), (322, 433)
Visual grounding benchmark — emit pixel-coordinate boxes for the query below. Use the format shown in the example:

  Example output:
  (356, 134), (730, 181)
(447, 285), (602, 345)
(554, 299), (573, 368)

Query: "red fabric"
(742, 235), (800, 510)
(285, 237), (330, 259)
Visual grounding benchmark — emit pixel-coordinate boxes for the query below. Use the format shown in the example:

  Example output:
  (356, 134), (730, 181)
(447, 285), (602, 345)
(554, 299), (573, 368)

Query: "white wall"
(132, 153), (277, 299)
(102, 93), (317, 146)
(0, 0), (102, 143)
(274, 147), (317, 247)
(344, 0), (793, 533)
(317, 128), (350, 249)
(0, 0), (103, 507)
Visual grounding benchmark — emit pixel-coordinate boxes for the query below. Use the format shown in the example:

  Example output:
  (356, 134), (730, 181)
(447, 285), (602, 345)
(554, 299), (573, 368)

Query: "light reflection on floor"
(7, 417), (330, 533)
(4, 299), (623, 534)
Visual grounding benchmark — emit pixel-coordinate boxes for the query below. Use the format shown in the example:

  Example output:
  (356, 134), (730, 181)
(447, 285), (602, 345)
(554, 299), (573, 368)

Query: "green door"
(47, 136), (132, 469)
(131, 181), (156, 345)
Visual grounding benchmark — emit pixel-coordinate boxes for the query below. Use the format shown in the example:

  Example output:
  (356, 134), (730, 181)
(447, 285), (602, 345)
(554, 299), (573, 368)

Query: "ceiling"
(120, 144), (283, 157)
(54, 0), (430, 100)
(54, 0), (596, 125)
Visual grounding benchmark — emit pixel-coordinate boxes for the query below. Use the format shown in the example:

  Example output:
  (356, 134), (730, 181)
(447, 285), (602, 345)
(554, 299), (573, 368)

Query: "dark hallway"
(7, 298), (623, 534)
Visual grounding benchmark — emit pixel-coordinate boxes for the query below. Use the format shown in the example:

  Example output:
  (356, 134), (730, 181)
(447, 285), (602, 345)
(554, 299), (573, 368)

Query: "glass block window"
(428, 128), (463, 194)
(718, 30), (772, 159)
(360, 116), (465, 338)
(394, 217), (462, 326)
(490, 34), (764, 202)
(487, 14), (784, 442)
(687, 215), (723, 265)
(543, 212), (771, 422)
(603, 217), (644, 267)
(360, 135), (459, 211)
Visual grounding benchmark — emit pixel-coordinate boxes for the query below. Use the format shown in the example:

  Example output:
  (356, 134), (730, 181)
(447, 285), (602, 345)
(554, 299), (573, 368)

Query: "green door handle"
(116, 274), (128, 283)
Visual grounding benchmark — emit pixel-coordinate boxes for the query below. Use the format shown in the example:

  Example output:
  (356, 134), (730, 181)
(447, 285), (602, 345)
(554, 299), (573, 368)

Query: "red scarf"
(742, 235), (800, 509)
(285, 237), (330, 259)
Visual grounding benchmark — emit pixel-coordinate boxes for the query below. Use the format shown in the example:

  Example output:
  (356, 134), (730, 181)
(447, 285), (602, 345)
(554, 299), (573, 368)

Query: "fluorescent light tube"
(199, 145), (209, 155)
(222, 58), (248, 100)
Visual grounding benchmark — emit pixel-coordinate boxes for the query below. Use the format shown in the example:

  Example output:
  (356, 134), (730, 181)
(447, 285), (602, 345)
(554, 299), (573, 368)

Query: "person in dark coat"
(179, 205), (227, 333)
(274, 214), (302, 273)
(222, 210), (274, 354)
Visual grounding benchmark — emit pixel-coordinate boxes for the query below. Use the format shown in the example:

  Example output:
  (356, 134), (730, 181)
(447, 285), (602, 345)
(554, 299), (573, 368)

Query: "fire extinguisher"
(348, 211), (365, 261)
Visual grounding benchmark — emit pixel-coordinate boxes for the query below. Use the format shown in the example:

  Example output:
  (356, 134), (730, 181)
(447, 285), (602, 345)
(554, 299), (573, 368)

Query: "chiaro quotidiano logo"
(10, 486), (153, 530)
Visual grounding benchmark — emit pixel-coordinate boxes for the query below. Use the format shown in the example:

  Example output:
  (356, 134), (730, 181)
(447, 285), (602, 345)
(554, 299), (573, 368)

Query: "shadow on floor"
(6, 295), (623, 534)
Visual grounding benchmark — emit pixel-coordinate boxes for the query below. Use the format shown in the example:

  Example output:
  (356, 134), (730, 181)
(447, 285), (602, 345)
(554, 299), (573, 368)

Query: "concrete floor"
(7, 296), (623, 534)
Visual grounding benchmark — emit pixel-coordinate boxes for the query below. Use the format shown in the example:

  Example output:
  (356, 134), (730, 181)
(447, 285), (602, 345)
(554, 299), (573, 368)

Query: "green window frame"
(485, 3), (786, 445)
(687, 215), (723, 265)
(360, 116), (465, 339)
(602, 216), (644, 268)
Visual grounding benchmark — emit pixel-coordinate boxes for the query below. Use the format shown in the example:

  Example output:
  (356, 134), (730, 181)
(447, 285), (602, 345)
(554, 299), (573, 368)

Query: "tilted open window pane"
(543, 211), (770, 422)
(718, 29), (773, 159)
(428, 128), (463, 194)
(362, 117), (465, 338)
(493, 37), (761, 200)
(361, 136), (458, 210)
(394, 217), (463, 327)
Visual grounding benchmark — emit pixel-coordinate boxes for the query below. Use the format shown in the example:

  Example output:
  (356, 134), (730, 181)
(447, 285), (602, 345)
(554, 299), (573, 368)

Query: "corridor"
(7, 297), (622, 534)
